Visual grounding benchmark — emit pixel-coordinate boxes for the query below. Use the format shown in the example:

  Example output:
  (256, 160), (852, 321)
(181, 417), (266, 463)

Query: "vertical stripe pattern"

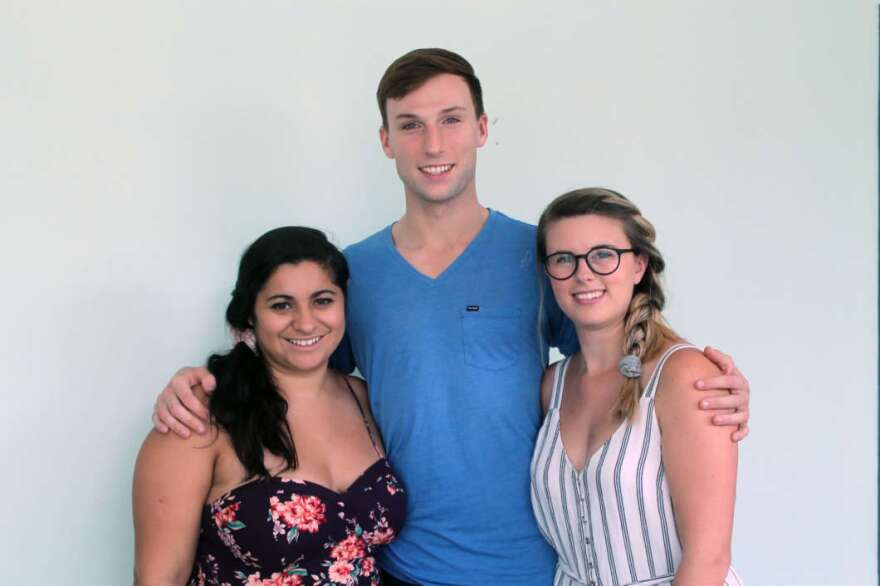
(529, 344), (744, 586)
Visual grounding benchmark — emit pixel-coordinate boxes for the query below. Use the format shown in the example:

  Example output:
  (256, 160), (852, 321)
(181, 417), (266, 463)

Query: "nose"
(294, 307), (318, 333)
(573, 256), (597, 282)
(423, 123), (443, 156)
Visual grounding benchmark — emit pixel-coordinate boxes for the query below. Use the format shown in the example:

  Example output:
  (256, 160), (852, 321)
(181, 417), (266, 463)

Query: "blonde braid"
(615, 292), (672, 419)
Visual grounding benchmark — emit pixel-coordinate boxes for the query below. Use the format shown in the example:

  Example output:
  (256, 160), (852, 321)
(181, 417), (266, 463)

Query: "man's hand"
(152, 366), (216, 438)
(695, 346), (750, 442)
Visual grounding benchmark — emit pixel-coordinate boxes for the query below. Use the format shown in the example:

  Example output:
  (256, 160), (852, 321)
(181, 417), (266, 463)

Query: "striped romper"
(530, 343), (744, 586)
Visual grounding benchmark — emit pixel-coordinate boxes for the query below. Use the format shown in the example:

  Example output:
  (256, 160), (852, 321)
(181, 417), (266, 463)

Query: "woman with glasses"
(530, 188), (744, 586)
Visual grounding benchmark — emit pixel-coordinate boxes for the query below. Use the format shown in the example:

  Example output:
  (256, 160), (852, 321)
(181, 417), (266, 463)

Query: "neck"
(394, 191), (487, 250)
(271, 363), (335, 404)
(575, 322), (626, 375)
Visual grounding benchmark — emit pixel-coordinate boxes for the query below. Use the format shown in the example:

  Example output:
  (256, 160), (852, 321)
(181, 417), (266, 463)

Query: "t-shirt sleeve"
(541, 274), (579, 357)
(330, 332), (357, 374)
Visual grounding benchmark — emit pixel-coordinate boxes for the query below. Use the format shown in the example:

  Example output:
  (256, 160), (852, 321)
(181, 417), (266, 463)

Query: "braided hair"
(537, 188), (678, 420)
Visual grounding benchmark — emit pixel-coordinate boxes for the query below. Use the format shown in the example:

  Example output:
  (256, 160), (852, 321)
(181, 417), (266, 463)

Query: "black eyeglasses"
(543, 246), (636, 280)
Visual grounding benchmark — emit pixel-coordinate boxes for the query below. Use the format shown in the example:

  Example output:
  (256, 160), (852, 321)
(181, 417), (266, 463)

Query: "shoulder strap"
(548, 356), (573, 411)
(643, 343), (700, 399)
(343, 376), (382, 458)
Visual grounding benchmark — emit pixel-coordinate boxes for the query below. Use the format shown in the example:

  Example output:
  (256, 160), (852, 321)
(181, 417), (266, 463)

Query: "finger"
(175, 381), (211, 421)
(731, 424), (750, 443)
(703, 346), (735, 374)
(168, 398), (207, 435)
(201, 372), (217, 392)
(695, 373), (747, 392)
(177, 366), (217, 393)
(711, 410), (749, 427)
(152, 410), (169, 434)
(167, 419), (193, 439)
(156, 396), (192, 438)
(699, 393), (748, 411)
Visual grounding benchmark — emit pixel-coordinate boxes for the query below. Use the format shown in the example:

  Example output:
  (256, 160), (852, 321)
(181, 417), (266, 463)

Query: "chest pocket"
(460, 308), (531, 371)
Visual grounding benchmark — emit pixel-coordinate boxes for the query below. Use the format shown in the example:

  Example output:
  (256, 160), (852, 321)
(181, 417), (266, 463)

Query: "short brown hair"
(376, 48), (485, 129)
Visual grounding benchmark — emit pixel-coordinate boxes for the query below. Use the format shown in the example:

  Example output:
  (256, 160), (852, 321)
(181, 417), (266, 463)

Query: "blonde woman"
(530, 189), (744, 586)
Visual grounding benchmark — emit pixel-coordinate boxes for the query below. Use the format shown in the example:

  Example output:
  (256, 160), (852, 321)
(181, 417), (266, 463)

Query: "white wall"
(1, 1), (875, 583)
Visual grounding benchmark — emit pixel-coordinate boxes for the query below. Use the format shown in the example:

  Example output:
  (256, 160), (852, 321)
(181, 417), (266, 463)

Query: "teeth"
(285, 336), (322, 347)
(421, 164), (453, 175)
(575, 290), (604, 300)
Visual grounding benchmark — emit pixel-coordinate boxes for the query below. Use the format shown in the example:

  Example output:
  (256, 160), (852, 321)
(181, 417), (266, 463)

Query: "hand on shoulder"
(655, 344), (733, 432)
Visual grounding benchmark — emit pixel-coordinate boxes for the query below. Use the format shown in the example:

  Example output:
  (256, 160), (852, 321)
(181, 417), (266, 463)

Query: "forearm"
(672, 551), (731, 586)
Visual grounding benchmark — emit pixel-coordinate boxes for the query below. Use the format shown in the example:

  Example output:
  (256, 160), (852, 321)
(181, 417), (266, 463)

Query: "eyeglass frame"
(542, 246), (637, 280)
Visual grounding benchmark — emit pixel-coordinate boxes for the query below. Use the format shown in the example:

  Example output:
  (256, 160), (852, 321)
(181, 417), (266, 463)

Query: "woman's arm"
(655, 349), (738, 586)
(132, 428), (217, 585)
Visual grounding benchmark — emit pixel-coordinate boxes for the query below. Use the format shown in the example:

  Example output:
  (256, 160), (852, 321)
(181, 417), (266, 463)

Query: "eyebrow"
(265, 290), (337, 302)
(548, 244), (618, 254)
(393, 106), (467, 121)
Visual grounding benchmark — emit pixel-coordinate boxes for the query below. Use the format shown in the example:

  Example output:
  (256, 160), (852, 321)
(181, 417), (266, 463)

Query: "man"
(154, 48), (750, 585)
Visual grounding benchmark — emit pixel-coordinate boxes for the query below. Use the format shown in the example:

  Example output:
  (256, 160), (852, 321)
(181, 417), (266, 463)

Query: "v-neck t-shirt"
(335, 209), (578, 585)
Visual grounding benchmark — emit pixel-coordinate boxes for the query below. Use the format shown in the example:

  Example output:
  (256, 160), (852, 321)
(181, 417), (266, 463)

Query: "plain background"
(1, 1), (876, 583)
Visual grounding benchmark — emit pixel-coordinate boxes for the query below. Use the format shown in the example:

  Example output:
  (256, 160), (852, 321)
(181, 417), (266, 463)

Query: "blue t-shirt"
(335, 210), (577, 585)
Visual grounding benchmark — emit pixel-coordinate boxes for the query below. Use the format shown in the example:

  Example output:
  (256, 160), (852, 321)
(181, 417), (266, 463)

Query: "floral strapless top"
(188, 458), (406, 586)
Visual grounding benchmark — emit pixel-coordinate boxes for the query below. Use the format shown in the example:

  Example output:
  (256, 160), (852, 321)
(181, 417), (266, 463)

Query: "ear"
(633, 253), (648, 285)
(379, 126), (395, 159)
(476, 113), (488, 148)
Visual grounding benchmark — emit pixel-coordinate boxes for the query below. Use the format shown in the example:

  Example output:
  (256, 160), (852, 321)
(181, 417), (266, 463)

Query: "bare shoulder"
(138, 423), (222, 465)
(655, 344), (727, 417)
(660, 345), (723, 390)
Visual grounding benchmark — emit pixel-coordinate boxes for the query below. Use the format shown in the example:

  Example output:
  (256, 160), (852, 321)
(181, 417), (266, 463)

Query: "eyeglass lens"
(546, 248), (621, 279)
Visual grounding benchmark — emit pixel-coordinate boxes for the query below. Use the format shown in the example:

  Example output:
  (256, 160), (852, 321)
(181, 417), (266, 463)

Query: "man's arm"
(153, 368), (214, 437)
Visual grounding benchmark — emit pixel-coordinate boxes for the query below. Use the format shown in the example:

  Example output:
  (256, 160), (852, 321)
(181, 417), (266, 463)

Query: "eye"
(314, 296), (334, 307)
(270, 301), (291, 311)
(551, 253), (576, 265)
(443, 116), (461, 124)
(591, 248), (616, 261)
(400, 121), (420, 131)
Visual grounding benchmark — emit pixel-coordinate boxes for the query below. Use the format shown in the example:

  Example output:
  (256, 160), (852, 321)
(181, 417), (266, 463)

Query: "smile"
(574, 290), (605, 301)
(284, 335), (323, 347)
(419, 164), (454, 176)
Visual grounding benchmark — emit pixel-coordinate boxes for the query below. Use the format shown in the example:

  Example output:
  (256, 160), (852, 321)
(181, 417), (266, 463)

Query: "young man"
(154, 49), (750, 585)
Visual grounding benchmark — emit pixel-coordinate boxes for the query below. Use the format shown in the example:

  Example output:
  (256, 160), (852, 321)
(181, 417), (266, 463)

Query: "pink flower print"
(360, 556), (376, 576)
(269, 494), (326, 532)
(330, 534), (366, 562)
(384, 474), (403, 496)
(366, 526), (395, 545)
(290, 494), (326, 533)
(244, 571), (304, 585)
(327, 560), (355, 583)
(212, 501), (242, 529)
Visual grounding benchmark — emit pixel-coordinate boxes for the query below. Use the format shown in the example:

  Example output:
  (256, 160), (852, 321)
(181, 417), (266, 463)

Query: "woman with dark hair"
(530, 189), (743, 586)
(133, 227), (405, 585)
